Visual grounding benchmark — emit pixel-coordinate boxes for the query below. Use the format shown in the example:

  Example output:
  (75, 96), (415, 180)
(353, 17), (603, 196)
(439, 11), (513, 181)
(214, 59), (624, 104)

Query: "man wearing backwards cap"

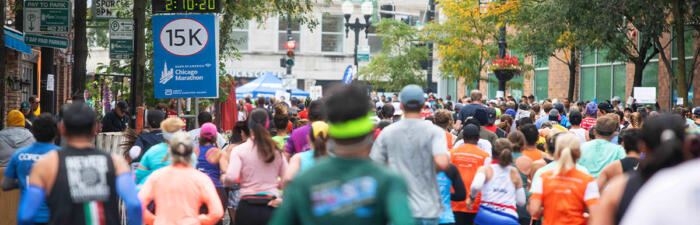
(371, 84), (450, 225)
(18, 102), (142, 225)
(269, 83), (414, 225)
(0, 110), (35, 166)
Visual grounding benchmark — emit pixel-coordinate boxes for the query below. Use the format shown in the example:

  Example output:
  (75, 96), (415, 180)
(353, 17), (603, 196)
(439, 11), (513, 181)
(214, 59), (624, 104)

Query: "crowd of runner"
(1, 84), (700, 225)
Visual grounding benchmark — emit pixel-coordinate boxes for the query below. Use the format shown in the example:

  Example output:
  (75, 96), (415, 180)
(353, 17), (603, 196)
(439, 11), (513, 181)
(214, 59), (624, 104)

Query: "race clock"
(152, 0), (221, 13)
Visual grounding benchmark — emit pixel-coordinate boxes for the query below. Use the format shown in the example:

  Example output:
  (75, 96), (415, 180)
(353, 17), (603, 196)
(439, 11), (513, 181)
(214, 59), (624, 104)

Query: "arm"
(469, 167), (487, 200)
(596, 161), (619, 191)
(590, 175), (627, 225)
(18, 152), (57, 225)
(112, 155), (142, 225)
(432, 128), (450, 172)
(217, 150), (229, 177)
(277, 153), (288, 191)
(1, 177), (19, 191)
(138, 175), (156, 225)
(511, 167), (526, 207)
(446, 164), (466, 201)
(222, 150), (242, 186)
(527, 175), (544, 218)
(283, 133), (295, 161)
(282, 154), (302, 189)
(198, 178), (224, 224)
(369, 133), (388, 163)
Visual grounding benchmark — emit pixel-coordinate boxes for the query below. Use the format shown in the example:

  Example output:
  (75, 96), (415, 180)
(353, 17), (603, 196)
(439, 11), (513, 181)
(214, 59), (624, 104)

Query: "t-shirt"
(578, 139), (626, 178)
(581, 118), (597, 131)
(619, 159), (700, 225)
(284, 125), (311, 155)
(268, 157), (415, 225)
(449, 143), (490, 213)
(135, 143), (197, 185)
(530, 168), (600, 225)
(224, 138), (287, 197)
(272, 136), (290, 150)
(4, 142), (58, 223)
(522, 148), (543, 162)
(370, 118), (449, 218)
(569, 128), (587, 144)
(453, 139), (493, 157)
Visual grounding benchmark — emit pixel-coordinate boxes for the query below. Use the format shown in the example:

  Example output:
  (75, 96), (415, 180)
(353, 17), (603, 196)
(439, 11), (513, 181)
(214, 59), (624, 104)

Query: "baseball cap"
(147, 110), (166, 129)
(694, 107), (700, 116)
(200, 122), (218, 140)
(486, 107), (497, 125)
(20, 101), (31, 111)
(399, 85), (425, 109)
(462, 124), (480, 139)
(505, 109), (516, 118)
(611, 96), (621, 102)
(474, 107), (489, 126)
(585, 102), (598, 116)
(595, 115), (618, 135)
(598, 101), (614, 113)
(161, 117), (186, 141)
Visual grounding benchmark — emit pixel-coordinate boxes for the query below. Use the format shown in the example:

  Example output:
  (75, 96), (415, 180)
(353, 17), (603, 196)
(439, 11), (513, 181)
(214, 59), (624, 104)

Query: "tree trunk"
(129, 0), (146, 127)
(0, 0), (6, 129)
(567, 47), (577, 102)
(71, 0), (87, 100)
(672, 0), (689, 107)
(631, 61), (644, 96)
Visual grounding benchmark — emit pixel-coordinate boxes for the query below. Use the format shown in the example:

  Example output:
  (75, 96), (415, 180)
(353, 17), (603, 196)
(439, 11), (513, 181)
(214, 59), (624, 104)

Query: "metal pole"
(426, 0), (435, 93)
(354, 18), (360, 68)
(194, 98), (199, 129)
(130, 0), (146, 128)
(0, 0), (6, 130)
(286, 14), (292, 77)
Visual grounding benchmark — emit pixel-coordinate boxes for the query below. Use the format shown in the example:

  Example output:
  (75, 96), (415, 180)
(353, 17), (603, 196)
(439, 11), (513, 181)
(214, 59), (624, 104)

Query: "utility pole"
(0, 0), (6, 129)
(130, 0), (146, 127)
(72, 0), (87, 100)
(286, 14), (292, 77)
(426, 0), (435, 93)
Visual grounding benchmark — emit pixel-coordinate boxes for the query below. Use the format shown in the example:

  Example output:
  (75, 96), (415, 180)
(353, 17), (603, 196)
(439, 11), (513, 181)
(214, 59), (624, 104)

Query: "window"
(321, 15), (344, 53)
(579, 49), (627, 102)
(533, 56), (549, 101)
(279, 17), (301, 51)
(367, 25), (383, 54)
(231, 21), (249, 51)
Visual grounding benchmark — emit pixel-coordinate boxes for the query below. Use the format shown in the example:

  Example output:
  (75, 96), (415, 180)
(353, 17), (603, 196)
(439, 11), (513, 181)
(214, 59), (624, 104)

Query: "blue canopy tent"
(290, 88), (310, 98)
(235, 73), (285, 98)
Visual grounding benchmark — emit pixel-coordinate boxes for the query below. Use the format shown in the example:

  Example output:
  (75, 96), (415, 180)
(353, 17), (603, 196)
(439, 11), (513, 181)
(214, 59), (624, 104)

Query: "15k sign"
(153, 14), (219, 99)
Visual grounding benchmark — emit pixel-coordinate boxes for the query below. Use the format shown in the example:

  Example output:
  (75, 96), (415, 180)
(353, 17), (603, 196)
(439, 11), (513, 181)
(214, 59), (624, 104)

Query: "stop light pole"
(285, 14), (294, 76)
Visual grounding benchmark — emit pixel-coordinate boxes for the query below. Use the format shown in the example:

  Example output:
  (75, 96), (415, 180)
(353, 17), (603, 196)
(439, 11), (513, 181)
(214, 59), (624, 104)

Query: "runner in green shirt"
(269, 84), (414, 225)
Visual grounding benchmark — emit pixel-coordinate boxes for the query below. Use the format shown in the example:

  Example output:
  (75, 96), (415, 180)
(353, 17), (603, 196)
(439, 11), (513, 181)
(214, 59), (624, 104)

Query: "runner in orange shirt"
(528, 133), (600, 225)
(450, 124), (491, 225)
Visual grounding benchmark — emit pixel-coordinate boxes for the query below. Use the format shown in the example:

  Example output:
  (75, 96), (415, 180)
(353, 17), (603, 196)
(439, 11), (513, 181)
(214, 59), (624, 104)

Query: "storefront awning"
(4, 27), (32, 54)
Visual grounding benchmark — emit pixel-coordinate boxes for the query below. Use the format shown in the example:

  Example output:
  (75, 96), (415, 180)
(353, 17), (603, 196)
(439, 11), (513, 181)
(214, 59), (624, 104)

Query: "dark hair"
(199, 135), (217, 147)
(245, 97), (252, 104)
(520, 124), (539, 145)
(147, 110), (166, 128)
(310, 124), (329, 158)
(273, 103), (289, 131)
(116, 101), (128, 111)
(325, 84), (372, 143)
(198, 112), (213, 126)
(256, 97), (266, 107)
(380, 103), (395, 119)
(507, 130), (526, 152)
(32, 113), (58, 142)
(248, 108), (280, 163)
(61, 102), (97, 137)
(494, 138), (513, 167)
(569, 110), (582, 125)
(308, 100), (327, 121)
(639, 114), (686, 181)
(229, 121), (250, 144)
(620, 128), (641, 153)
(517, 117), (533, 127)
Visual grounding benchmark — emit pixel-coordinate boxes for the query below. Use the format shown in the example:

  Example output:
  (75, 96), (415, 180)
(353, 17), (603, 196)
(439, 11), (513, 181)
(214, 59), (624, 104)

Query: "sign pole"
(130, 0), (146, 128)
(72, 0), (88, 100)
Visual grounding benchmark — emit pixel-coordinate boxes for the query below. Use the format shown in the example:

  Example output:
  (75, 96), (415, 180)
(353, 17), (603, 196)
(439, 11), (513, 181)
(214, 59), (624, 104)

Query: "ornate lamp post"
(480, 0), (514, 98)
(342, 1), (373, 68)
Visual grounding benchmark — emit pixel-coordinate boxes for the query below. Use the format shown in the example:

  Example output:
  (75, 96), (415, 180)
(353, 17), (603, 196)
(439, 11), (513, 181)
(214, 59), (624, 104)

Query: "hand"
(268, 198), (283, 208)
(466, 197), (473, 210)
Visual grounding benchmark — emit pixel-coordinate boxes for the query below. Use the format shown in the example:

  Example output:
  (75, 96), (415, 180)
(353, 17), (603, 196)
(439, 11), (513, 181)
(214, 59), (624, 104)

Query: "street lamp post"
(480, 0), (511, 98)
(342, 1), (373, 68)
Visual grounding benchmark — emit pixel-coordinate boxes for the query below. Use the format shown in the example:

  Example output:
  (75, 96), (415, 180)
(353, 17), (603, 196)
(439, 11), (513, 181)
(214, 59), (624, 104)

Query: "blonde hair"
(168, 132), (194, 165)
(629, 112), (643, 129)
(553, 133), (581, 175)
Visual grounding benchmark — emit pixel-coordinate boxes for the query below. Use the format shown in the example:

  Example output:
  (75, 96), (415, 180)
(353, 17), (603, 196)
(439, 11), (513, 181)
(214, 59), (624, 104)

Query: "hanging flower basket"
(494, 69), (520, 81)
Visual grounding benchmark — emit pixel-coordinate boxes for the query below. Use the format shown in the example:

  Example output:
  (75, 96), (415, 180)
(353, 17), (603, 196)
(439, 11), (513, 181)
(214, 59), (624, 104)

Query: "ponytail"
(499, 148), (512, 167)
(249, 108), (280, 163)
(553, 133), (581, 175)
(493, 138), (514, 167)
(309, 121), (330, 158)
(168, 132), (194, 165)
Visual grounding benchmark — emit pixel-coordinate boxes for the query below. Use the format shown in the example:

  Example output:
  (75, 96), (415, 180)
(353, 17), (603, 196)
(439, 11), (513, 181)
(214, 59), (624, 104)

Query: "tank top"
(196, 145), (223, 187)
(299, 150), (315, 172)
(615, 171), (644, 224)
(437, 172), (455, 224)
(47, 146), (120, 225)
(479, 164), (518, 219)
(620, 157), (640, 173)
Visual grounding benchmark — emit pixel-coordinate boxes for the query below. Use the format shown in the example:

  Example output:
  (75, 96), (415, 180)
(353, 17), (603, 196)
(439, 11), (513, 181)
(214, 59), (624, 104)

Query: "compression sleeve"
(129, 146), (142, 160)
(17, 184), (45, 225)
(515, 187), (526, 207)
(446, 165), (466, 201)
(470, 172), (486, 199)
(116, 173), (143, 225)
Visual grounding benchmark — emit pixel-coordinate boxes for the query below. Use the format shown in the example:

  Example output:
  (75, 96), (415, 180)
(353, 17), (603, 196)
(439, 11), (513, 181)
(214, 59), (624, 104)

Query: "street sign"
(93, 0), (131, 19)
(24, 34), (69, 49)
(342, 65), (356, 84)
(358, 45), (370, 62)
(153, 14), (219, 99)
(109, 19), (133, 59)
(23, 1), (71, 34)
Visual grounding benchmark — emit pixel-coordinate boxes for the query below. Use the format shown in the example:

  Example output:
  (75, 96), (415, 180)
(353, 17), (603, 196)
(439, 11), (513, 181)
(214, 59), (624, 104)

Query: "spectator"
(20, 101), (33, 129)
(102, 100), (129, 132)
(0, 110), (35, 166)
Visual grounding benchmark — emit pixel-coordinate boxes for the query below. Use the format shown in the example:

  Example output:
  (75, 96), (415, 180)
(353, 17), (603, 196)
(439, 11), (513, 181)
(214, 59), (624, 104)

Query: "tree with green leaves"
(512, 0), (598, 101)
(357, 19), (429, 91)
(588, 0), (668, 95)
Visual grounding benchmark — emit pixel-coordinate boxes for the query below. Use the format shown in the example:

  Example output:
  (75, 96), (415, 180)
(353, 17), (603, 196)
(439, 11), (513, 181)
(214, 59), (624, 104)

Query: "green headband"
(328, 113), (375, 139)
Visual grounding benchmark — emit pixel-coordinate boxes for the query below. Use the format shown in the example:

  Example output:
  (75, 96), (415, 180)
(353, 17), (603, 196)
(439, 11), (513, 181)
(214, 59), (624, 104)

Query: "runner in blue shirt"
(2, 113), (59, 224)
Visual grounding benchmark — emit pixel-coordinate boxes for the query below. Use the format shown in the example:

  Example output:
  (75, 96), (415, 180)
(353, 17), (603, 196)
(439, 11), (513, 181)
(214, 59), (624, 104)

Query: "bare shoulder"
(29, 151), (59, 190)
(111, 154), (130, 175)
(603, 173), (629, 195)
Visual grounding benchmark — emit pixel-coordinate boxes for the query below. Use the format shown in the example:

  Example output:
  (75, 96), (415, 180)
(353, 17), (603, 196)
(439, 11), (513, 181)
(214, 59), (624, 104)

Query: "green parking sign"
(23, 1), (71, 34)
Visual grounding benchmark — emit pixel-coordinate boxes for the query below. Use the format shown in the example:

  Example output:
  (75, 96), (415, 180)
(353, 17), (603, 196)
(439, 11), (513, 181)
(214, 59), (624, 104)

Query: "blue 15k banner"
(153, 14), (219, 99)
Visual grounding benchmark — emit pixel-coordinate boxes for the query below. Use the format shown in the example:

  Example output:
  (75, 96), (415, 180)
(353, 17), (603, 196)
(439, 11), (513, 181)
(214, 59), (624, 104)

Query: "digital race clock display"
(152, 0), (221, 13)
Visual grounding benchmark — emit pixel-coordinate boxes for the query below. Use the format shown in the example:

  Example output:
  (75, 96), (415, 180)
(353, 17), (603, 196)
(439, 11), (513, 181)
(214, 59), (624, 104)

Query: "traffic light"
(285, 40), (296, 67)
